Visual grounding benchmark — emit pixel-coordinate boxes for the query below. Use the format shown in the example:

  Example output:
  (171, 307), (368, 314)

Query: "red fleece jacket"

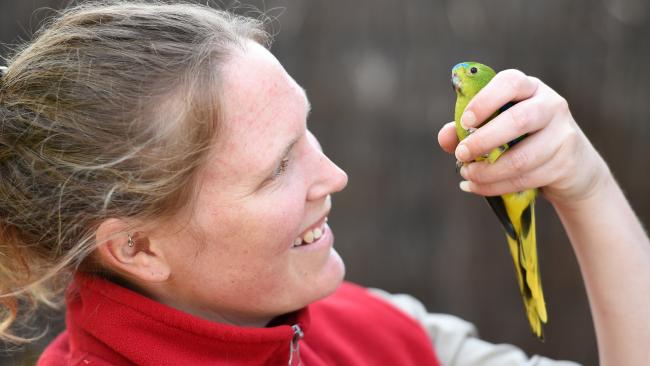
(38, 273), (440, 365)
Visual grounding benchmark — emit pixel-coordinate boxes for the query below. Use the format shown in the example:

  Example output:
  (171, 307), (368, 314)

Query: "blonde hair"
(0, 1), (268, 343)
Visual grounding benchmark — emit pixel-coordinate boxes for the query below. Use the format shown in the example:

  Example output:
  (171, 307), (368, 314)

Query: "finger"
(459, 123), (562, 184)
(459, 157), (561, 196)
(437, 121), (458, 154)
(455, 96), (552, 162)
(461, 70), (539, 129)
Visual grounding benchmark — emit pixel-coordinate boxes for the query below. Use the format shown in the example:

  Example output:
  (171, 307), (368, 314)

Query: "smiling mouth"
(292, 216), (328, 248)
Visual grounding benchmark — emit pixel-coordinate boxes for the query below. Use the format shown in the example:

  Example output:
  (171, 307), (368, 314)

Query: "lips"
(292, 212), (329, 248)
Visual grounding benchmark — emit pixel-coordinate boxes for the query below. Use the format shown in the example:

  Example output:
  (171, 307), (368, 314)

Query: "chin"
(303, 250), (346, 306)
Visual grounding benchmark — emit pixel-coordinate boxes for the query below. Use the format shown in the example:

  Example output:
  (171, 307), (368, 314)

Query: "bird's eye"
(470, 67), (478, 74)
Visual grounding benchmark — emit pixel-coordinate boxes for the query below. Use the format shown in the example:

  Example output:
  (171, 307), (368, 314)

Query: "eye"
(470, 67), (478, 74)
(273, 157), (290, 177)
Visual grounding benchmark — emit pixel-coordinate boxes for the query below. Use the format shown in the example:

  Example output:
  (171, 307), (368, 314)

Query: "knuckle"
(500, 69), (527, 89)
(527, 76), (542, 93)
(467, 163), (485, 183)
(466, 137), (486, 157)
(509, 174), (529, 192)
(501, 68), (526, 80)
(508, 107), (528, 133)
(567, 128), (580, 146)
(476, 182), (498, 196)
(475, 184), (493, 196)
(560, 125), (579, 147)
(508, 148), (528, 171)
(553, 94), (569, 112)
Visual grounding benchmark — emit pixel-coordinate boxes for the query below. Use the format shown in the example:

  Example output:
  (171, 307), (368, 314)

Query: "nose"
(305, 133), (348, 201)
(307, 153), (348, 201)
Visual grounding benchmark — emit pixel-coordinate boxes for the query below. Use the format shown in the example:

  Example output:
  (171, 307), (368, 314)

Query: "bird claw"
(456, 160), (464, 173)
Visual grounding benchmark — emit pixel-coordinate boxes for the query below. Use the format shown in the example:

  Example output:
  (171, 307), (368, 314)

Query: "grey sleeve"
(368, 288), (582, 366)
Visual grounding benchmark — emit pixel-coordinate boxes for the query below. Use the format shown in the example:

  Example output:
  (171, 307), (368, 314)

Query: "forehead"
(208, 42), (307, 178)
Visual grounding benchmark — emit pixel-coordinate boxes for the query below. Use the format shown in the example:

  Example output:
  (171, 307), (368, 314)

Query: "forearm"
(552, 168), (650, 365)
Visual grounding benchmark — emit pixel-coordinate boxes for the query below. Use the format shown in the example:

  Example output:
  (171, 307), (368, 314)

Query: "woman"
(0, 1), (646, 365)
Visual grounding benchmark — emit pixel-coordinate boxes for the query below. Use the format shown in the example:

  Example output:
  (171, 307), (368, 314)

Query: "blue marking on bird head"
(452, 62), (469, 73)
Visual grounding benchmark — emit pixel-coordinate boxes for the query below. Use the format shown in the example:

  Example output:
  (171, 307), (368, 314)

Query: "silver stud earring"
(127, 234), (134, 247)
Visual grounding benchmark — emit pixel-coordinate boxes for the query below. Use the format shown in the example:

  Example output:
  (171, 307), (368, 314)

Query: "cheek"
(256, 186), (306, 250)
(204, 182), (306, 258)
(203, 191), (306, 295)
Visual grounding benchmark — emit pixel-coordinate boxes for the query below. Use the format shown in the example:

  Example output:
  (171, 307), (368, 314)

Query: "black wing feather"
(484, 196), (517, 240)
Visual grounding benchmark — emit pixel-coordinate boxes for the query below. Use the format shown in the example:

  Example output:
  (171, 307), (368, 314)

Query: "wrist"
(550, 160), (614, 215)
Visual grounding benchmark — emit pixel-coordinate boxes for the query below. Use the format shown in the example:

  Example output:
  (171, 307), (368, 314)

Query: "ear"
(95, 218), (170, 283)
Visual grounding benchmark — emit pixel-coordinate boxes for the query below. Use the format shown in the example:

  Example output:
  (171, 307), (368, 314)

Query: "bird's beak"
(452, 72), (462, 94)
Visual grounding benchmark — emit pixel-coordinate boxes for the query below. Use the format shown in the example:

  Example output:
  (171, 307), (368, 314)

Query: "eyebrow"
(253, 87), (311, 187)
(255, 136), (297, 186)
(263, 94), (311, 178)
(278, 136), (300, 164)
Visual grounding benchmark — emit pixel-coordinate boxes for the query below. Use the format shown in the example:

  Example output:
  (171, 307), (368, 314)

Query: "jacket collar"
(66, 272), (310, 365)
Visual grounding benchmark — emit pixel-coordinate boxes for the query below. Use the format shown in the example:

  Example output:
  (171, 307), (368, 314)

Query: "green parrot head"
(451, 62), (496, 98)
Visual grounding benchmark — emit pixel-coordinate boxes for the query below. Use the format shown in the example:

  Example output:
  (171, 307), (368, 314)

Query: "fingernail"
(461, 111), (476, 129)
(455, 144), (470, 162)
(459, 181), (471, 192)
(459, 165), (468, 178)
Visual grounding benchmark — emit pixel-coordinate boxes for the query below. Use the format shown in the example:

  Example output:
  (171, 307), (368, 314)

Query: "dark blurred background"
(2, 0), (649, 365)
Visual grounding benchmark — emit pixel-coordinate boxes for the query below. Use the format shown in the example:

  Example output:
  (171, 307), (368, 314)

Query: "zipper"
(288, 324), (304, 366)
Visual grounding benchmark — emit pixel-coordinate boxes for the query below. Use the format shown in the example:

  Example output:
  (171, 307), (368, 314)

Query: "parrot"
(451, 62), (547, 339)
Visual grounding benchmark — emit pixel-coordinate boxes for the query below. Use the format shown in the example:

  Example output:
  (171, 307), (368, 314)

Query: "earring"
(127, 234), (134, 247)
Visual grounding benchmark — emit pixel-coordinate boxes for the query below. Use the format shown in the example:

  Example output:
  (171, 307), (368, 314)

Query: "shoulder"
(309, 282), (433, 345)
(365, 287), (582, 366)
(314, 281), (420, 322)
(305, 281), (440, 365)
(367, 287), (478, 339)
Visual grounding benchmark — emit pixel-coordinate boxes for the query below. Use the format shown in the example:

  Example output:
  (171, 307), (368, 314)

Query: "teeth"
(292, 222), (326, 247)
(313, 228), (322, 239)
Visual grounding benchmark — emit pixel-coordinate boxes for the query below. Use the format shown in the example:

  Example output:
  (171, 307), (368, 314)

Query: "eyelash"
(273, 157), (290, 178)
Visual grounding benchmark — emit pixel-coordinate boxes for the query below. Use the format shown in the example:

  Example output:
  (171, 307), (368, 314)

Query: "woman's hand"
(438, 69), (610, 207)
(439, 68), (650, 366)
